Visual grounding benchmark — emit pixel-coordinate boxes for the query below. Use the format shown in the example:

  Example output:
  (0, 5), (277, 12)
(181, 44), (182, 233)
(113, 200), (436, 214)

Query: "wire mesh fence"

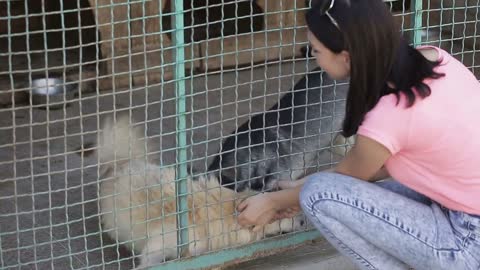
(0, 0), (479, 269)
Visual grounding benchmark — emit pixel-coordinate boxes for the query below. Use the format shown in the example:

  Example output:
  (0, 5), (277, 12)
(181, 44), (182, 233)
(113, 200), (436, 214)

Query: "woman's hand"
(237, 193), (278, 232)
(237, 178), (306, 232)
(274, 206), (302, 220)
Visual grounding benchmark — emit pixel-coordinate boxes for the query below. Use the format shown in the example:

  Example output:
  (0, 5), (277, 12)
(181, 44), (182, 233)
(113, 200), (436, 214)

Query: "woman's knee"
(299, 171), (342, 212)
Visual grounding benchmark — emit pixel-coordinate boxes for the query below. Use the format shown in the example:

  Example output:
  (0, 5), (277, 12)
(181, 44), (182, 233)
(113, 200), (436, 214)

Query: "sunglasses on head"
(318, 0), (340, 30)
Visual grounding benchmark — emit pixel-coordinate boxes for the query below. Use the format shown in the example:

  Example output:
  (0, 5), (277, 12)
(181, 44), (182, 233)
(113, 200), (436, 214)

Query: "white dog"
(96, 116), (306, 269)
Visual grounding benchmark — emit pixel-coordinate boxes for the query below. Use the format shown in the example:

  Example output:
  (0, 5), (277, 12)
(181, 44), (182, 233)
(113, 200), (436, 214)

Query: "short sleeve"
(357, 94), (413, 155)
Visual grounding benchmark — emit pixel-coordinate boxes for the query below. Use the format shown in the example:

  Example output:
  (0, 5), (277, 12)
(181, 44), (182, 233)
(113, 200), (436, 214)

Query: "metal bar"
(151, 230), (322, 270)
(412, 0), (423, 46)
(173, 0), (190, 257)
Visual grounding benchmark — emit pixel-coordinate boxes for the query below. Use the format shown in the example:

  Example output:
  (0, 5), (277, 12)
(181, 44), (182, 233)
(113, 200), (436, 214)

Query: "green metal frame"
(163, 0), (425, 269)
(151, 231), (322, 270)
(412, 0), (423, 46)
(173, 0), (190, 258)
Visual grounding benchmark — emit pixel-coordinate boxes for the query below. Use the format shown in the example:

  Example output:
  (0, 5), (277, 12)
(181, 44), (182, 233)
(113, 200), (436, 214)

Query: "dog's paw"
(280, 214), (306, 232)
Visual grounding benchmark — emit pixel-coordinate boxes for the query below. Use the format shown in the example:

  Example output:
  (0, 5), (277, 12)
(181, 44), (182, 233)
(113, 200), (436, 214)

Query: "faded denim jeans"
(299, 172), (480, 270)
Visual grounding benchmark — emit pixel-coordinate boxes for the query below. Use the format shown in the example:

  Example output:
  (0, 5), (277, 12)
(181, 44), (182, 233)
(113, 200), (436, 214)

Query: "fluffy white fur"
(97, 116), (305, 269)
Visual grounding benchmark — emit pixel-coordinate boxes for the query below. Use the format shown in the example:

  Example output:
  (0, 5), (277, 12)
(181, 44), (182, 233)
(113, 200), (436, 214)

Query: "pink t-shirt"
(357, 46), (480, 215)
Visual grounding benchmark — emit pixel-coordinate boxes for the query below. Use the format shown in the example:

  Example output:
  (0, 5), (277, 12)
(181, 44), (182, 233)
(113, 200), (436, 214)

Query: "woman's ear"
(340, 50), (351, 73)
(341, 50), (350, 65)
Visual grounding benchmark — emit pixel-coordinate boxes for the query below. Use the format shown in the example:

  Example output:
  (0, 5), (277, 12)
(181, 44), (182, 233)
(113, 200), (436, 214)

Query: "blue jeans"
(299, 172), (480, 270)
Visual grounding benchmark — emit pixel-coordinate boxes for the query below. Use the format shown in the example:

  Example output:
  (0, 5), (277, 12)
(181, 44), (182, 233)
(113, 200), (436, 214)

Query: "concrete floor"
(0, 53), (354, 269)
(227, 238), (358, 270)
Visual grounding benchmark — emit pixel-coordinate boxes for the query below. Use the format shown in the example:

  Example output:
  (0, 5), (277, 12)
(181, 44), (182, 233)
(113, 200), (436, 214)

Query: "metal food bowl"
(30, 77), (77, 109)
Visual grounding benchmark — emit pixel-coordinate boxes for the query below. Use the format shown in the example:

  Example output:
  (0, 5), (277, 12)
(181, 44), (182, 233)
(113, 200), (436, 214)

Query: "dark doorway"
(162, 0), (265, 43)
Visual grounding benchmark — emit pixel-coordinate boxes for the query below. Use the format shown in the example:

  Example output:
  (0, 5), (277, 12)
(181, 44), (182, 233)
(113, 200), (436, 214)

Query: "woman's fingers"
(236, 198), (249, 212)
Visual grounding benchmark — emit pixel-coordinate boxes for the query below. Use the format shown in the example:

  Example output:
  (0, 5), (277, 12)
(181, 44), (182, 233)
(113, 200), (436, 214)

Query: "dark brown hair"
(306, 0), (445, 137)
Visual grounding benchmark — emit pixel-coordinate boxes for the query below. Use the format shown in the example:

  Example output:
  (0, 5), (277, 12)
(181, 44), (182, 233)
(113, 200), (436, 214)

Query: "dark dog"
(208, 68), (351, 192)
